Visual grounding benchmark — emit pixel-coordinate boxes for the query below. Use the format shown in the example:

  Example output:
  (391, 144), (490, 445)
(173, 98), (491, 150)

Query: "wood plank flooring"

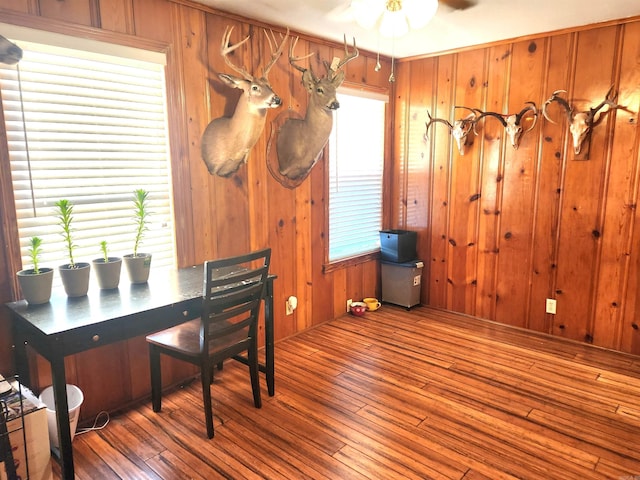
(53, 305), (640, 479)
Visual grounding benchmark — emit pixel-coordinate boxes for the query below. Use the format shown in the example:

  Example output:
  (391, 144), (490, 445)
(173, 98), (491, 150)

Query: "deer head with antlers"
(475, 102), (538, 150)
(273, 34), (358, 182)
(0, 34), (22, 65)
(542, 86), (621, 156)
(201, 26), (289, 177)
(425, 107), (480, 156)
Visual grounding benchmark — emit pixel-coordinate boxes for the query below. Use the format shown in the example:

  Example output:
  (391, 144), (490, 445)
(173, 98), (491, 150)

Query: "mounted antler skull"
(425, 107), (480, 155)
(475, 102), (538, 149)
(201, 26), (289, 177)
(542, 86), (621, 156)
(0, 34), (22, 64)
(274, 34), (359, 182)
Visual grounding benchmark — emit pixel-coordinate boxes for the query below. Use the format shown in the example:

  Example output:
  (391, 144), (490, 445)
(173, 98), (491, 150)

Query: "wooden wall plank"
(310, 164), (334, 326)
(0, 0), (30, 13)
(402, 58), (433, 304)
(615, 21), (640, 356)
(591, 24), (639, 350)
(38, 0), (94, 26)
(304, 42), (336, 327)
(427, 54), (455, 309)
(528, 34), (572, 334)
(99, 0), (134, 34)
(552, 27), (618, 343)
(494, 39), (545, 328)
(332, 267), (347, 319)
(474, 45), (509, 320)
(392, 61), (410, 227)
(446, 49), (485, 312)
(132, 0), (172, 42)
(404, 60), (432, 227)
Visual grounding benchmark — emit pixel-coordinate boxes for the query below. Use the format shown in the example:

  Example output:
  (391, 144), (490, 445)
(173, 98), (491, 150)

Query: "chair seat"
(146, 318), (248, 357)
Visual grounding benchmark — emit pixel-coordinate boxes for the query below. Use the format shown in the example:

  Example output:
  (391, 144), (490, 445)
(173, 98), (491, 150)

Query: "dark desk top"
(6, 264), (204, 337)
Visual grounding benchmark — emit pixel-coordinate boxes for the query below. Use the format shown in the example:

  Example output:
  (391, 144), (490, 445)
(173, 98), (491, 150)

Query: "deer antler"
(288, 36), (317, 79)
(262, 28), (290, 78)
(454, 106), (481, 134)
(476, 111), (507, 124)
(589, 85), (620, 125)
(517, 102), (538, 133)
(542, 90), (572, 124)
(221, 26), (253, 81)
(425, 111), (454, 140)
(325, 34), (359, 80)
(221, 26), (288, 81)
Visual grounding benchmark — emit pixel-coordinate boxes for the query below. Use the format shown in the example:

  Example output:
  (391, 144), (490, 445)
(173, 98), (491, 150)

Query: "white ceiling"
(198, 0), (640, 59)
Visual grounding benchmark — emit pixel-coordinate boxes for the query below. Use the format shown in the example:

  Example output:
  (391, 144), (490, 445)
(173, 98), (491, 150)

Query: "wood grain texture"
(53, 305), (640, 480)
(1, 0), (640, 431)
(399, 19), (640, 355)
(447, 50), (485, 313)
(0, 0), (386, 415)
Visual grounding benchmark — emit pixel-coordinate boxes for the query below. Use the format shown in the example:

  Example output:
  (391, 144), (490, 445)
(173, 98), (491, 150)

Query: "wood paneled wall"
(394, 19), (640, 355)
(2, 0), (639, 420)
(0, 0), (389, 419)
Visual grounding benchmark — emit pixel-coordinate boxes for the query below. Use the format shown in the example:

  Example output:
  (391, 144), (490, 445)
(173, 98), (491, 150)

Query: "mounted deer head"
(274, 34), (358, 182)
(201, 26), (289, 177)
(542, 86), (621, 156)
(476, 102), (538, 149)
(425, 107), (480, 155)
(0, 34), (22, 65)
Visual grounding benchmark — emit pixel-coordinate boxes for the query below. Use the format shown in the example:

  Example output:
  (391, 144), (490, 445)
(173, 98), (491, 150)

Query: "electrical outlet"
(346, 299), (352, 313)
(286, 299), (293, 315)
(546, 298), (557, 315)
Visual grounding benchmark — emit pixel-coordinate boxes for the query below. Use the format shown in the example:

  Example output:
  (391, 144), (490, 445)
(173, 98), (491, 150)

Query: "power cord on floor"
(75, 410), (110, 436)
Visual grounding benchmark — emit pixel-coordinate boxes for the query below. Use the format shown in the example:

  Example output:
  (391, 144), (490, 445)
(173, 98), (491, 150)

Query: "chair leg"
(149, 345), (162, 412)
(201, 363), (214, 439)
(248, 337), (262, 409)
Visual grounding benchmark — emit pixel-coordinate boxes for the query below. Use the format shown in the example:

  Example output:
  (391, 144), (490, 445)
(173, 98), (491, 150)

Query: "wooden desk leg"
(51, 355), (75, 480)
(11, 319), (30, 388)
(265, 279), (275, 396)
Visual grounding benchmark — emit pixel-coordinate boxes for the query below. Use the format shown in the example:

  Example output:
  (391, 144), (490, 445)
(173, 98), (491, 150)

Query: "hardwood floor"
(52, 305), (640, 479)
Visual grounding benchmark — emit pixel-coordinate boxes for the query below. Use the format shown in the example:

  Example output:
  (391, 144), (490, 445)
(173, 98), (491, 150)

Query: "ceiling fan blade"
(326, 3), (355, 23)
(439, 0), (477, 10)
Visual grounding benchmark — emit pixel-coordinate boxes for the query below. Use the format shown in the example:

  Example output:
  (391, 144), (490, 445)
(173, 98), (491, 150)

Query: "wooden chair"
(146, 248), (271, 438)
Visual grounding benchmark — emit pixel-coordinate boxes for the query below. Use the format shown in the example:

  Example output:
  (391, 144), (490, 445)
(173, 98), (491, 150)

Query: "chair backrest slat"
(200, 249), (271, 351)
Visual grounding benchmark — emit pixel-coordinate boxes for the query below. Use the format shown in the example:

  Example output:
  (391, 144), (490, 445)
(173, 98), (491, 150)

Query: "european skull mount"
(269, 34), (358, 187)
(475, 102), (538, 150)
(200, 26), (289, 177)
(425, 107), (481, 155)
(542, 85), (623, 158)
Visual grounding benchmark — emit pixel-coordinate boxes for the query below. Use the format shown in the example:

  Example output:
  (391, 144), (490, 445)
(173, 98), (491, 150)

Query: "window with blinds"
(0, 35), (175, 279)
(328, 90), (386, 262)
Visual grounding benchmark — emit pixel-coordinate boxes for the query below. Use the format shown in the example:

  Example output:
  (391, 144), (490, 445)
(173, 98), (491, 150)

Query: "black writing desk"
(6, 264), (276, 480)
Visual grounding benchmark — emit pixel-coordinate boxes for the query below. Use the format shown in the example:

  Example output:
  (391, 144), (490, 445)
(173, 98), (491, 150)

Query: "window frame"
(0, 19), (187, 300)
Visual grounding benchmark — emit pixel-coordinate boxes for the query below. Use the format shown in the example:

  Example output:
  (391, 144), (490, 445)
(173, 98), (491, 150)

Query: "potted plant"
(123, 189), (152, 284)
(16, 236), (54, 304)
(55, 199), (91, 297)
(92, 241), (122, 290)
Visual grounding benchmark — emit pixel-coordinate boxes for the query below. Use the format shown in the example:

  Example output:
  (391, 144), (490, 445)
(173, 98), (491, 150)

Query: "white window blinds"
(0, 37), (175, 275)
(328, 90), (386, 261)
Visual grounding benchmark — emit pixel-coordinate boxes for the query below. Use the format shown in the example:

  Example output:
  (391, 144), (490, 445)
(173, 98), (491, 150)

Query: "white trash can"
(38, 384), (84, 450)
